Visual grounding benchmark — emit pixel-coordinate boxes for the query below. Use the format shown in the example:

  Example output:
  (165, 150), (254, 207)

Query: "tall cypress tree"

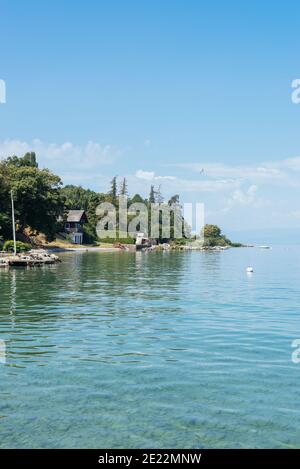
(149, 185), (156, 204)
(109, 176), (118, 205)
(119, 177), (128, 196)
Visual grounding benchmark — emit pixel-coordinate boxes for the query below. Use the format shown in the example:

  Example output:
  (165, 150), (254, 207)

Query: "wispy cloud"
(278, 156), (300, 172)
(168, 160), (300, 187)
(135, 169), (176, 181)
(135, 169), (241, 193)
(223, 185), (270, 213)
(0, 138), (119, 164)
(131, 159), (300, 229)
(0, 138), (120, 187)
(1, 138), (300, 229)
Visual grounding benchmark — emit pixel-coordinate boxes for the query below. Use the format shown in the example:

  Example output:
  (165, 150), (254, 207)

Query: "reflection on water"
(1, 248), (300, 448)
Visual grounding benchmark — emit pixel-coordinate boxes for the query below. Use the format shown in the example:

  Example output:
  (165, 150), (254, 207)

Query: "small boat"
(246, 266), (254, 273)
(259, 245), (271, 249)
(135, 233), (152, 251)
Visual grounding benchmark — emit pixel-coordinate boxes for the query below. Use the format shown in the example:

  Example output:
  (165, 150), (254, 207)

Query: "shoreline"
(46, 244), (255, 254)
(47, 246), (123, 253)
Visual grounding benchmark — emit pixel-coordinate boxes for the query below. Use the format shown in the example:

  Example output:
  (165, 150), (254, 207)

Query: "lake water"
(0, 247), (300, 448)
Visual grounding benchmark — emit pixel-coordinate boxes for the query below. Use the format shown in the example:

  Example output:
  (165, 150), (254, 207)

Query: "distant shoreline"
(47, 246), (123, 253)
(46, 244), (256, 254)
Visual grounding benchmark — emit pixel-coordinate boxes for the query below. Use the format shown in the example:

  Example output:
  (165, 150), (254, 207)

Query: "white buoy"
(246, 266), (253, 273)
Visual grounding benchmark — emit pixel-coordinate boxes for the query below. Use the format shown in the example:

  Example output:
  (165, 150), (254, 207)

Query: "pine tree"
(119, 177), (128, 196)
(156, 185), (164, 204)
(149, 185), (156, 204)
(168, 194), (179, 206)
(109, 176), (118, 205)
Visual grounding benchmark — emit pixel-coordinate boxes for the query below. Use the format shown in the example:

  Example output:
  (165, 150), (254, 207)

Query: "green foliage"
(82, 224), (98, 245)
(3, 240), (31, 252)
(6, 152), (38, 168)
(60, 185), (106, 243)
(60, 185), (105, 212)
(203, 224), (222, 239)
(23, 152), (38, 167)
(156, 185), (164, 204)
(119, 177), (128, 196)
(175, 238), (187, 246)
(149, 185), (156, 204)
(65, 234), (74, 244)
(168, 194), (180, 206)
(0, 153), (64, 241)
(109, 176), (118, 205)
(203, 236), (226, 247)
(201, 224), (241, 247)
(230, 242), (243, 247)
(130, 194), (146, 204)
(1, 155), (229, 248)
(0, 169), (11, 240)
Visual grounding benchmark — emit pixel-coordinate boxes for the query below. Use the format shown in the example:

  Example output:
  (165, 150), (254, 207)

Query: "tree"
(23, 152), (38, 167)
(168, 194), (185, 240)
(60, 185), (106, 243)
(6, 152), (38, 168)
(0, 153), (64, 241)
(168, 194), (180, 206)
(0, 168), (11, 240)
(131, 194), (146, 204)
(201, 224), (235, 247)
(109, 176), (118, 205)
(86, 192), (106, 242)
(119, 177), (128, 196)
(61, 185), (101, 211)
(149, 185), (156, 204)
(10, 167), (64, 239)
(156, 185), (164, 204)
(203, 224), (221, 239)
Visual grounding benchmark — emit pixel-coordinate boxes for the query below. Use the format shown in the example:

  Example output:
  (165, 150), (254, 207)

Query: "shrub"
(3, 240), (31, 252)
(175, 238), (187, 246)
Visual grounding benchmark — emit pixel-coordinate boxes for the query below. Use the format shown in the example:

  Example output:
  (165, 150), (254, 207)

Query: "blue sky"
(1, 0), (300, 238)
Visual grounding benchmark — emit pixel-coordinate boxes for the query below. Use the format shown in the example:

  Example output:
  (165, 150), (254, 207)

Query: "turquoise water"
(0, 247), (300, 448)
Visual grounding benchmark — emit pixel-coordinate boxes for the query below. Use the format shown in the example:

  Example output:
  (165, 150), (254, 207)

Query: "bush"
(3, 240), (31, 253)
(175, 238), (187, 246)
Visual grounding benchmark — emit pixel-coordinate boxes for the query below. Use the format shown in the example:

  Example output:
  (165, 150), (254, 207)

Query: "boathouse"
(64, 210), (87, 244)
